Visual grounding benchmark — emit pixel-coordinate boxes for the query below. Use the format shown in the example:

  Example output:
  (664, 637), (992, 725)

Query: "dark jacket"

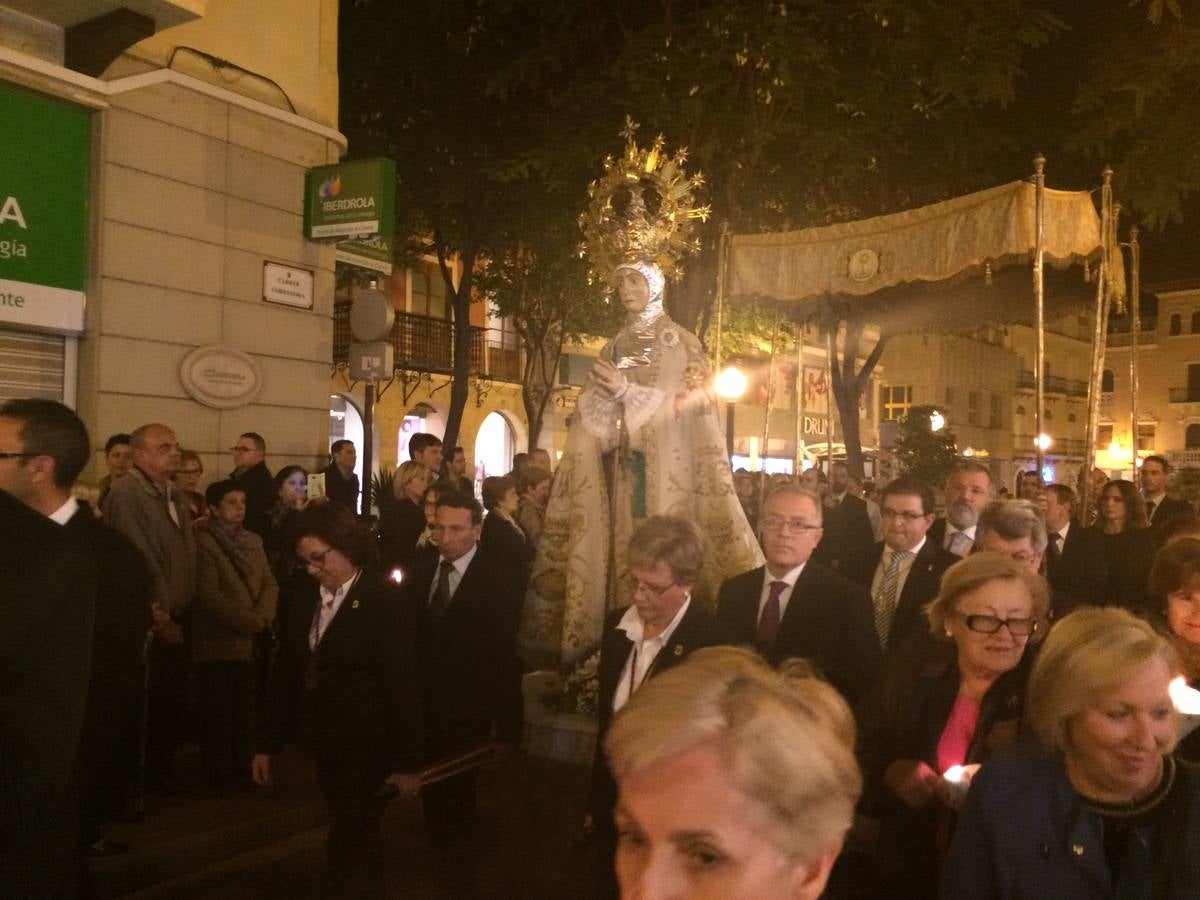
(1147, 495), (1192, 537)
(716, 560), (881, 706)
(0, 491), (97, 896)
(404, 549), (525, 757)
(845, 538), (960, 654)
(260, 569), (424, 772)
(480, 511), (534, 582)
(813, 492), (875, 570)
(1092, 526), (1155, 612)
(65, 503), (152, 827)
(941, 746), (1200, 900)
(856, 633), (1031, 899)
(1046, 519), (1109, 617)
(321, 462), (360, 513)
(379, 497), (426, 572)
(231, 460), (276, 542)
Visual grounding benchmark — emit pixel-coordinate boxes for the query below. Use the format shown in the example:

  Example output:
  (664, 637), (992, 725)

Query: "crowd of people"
(6, 391), (1200, 899)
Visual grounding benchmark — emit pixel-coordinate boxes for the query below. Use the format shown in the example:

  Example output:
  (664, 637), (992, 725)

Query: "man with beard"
(928, 462), (994, 558)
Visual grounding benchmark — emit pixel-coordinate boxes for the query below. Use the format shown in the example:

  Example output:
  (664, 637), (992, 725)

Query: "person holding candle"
(1149, 537), (1200, 763)
(852, 552), (1047, 899)
(941, 606), (1200, 899)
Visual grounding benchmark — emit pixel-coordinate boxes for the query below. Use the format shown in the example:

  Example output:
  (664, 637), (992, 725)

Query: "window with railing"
(410, 266), (448, 320)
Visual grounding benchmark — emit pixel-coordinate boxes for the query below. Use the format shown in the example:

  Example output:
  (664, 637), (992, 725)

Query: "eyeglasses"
(760, 515), (821, 534)
(231, 445), (256, 453)
(881, 508), (928, 522)
(956, 612), (1038, 636)
(297, 546), (335, 569)
(627, 577), (678, 598)
(0, 451), (38, 459)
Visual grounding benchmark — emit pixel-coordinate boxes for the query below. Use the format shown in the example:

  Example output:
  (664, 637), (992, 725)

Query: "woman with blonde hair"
(854, 552), (1048, 899)
(378, 460), (431, 572)
(607, 645), (860, 900)
(941, 607), (1200, 898)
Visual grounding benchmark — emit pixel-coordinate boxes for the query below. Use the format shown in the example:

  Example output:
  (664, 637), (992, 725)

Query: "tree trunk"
(828, 315), (888, 478)
(521, 321), (562, 451)
(439, 236), (475, 452)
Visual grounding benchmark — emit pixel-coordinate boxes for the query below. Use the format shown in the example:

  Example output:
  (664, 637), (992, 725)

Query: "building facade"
(0, 1), (343, 485)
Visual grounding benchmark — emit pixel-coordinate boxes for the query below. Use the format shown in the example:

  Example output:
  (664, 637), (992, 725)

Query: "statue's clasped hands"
(589, 358), (629, 399)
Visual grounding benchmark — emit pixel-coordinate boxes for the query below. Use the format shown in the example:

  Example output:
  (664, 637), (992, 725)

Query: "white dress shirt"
(758, 563), (806, 623)
(311, 569), (362, 649)
(49, 496), (80, 526)
(428, 543), (478, 607)
(944, 524), (976, 552)
(612, 596), (692, 714)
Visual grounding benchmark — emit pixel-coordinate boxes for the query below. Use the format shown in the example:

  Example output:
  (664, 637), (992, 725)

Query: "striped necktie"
(875, 549), (911, 648)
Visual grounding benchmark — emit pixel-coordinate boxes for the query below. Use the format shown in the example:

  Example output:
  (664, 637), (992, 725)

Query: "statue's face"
(615, 268), (650, 314)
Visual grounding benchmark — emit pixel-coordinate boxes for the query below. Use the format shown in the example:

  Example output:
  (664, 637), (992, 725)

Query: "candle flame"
(943, 765), (966, 784)
(388, 568), (404, 585)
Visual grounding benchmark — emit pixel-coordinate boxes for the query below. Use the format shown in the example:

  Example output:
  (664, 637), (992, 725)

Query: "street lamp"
(715, 365), (748, 459)
(1035, 433), (1053, 452)
(929, 410), (946, 432)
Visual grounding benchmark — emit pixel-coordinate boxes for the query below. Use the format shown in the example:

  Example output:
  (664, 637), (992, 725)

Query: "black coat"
(378, 497), (426, 572)
(589, 602), (731, 884)
(231, 460), (276, 542)
(0, 491), (96, 895)
(404, 549), (525, 757)
(260, 568), (424, 773)
(716, 560), (881, 706)
(845, 539), (960, 654)
(1092, 526), (1155, 612)
(65, 503), (152, 822)
(813, 493), (876, 570)
(1148, 495), (1192, 536)
(480, 512), (533, 585)
(321, 462), (360, 513)
(1046, 519), (1109, 617)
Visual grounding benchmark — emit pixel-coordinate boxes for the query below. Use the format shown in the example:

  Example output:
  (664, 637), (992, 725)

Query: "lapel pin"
(351, 599), (360, 609)
(1071, 844), (1084, 857)
(673, 644), (684, 656)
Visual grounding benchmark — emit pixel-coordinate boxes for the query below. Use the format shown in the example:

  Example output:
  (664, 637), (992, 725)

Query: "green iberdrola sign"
(0, 84), (90, 334)
(335, 235), (393, 275)
(304, 157), (395, 240)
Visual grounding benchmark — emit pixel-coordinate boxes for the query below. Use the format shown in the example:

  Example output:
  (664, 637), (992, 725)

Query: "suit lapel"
(319, 572), (368, 645)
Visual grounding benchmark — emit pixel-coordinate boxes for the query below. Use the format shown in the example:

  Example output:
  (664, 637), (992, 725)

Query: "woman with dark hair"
(480, 475), (531, 573)
(266, 465), (308, 575)
(1149, 538), (1200, 763)
(193, 479), (277, 788)
(252, 502), (423, 899)
(1090, 478), (1154, 610)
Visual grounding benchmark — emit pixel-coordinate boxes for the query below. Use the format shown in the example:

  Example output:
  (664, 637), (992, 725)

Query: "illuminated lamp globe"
(1035, 433), (1053, 451)
(716, 366), (749, 401)
(929, 411), (946, 432)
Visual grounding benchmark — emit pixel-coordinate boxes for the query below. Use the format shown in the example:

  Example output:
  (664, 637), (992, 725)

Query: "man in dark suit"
(928, 461), (995, 558)
(813, 460), (875, 571)
(717, 483), (881, 705)
(229, 431), (276, 540)
(590, 516), (730, 899)
(1042, 483), (1109, 616)
(322, 439), (361, 512)
(405, 492), (524, 898)
(1141, 454), (1191, 537)
(0, 411), (97, 897)
(844, 475), (959, 655)
(0, 399), (152, 876)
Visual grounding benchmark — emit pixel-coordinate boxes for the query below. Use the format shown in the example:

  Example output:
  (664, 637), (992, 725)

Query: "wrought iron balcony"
(1170, 387), (1200, 404)
(332, 301), (521, 380)
(1016, 369), (1036, 390)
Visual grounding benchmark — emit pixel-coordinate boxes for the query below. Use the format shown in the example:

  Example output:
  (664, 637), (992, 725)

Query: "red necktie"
(757, 580), (787, 650)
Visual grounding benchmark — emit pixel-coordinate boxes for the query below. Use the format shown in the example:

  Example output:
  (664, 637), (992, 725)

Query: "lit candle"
(1170, 676), (1200, 740)
(388, 568), (404, 585)
(941, 763), (981, 799)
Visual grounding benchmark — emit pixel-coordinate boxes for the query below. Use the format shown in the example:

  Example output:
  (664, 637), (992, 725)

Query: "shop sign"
(335, 235), (393, 274)
(0, 84), (89, 334)
(304, 157), (395, 240)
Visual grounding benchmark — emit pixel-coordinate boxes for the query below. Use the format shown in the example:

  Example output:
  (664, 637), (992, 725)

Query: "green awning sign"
(0, 84), (90, 335)
(304, 157), (395, 240)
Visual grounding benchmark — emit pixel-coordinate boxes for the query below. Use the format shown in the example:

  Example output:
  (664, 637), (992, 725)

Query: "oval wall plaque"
(179, 345), (264, 409)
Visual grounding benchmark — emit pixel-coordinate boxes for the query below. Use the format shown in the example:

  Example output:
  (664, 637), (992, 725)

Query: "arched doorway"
(474, 411), (515, 483)
(329, 393), (364, 487)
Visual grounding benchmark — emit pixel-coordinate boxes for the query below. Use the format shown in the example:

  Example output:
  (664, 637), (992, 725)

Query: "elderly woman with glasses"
(941, 607), (1200, 899)
(252, 502), (423, 898)
(587, 515), (731, 900)
(852, 552), (1049, 899)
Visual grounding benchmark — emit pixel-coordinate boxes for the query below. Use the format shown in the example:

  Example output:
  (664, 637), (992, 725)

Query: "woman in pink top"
(846, 552), (1049, 900)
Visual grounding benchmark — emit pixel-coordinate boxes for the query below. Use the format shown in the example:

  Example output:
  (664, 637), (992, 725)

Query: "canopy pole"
(1081, 166), (1114, 523)
(1128, 224), (1141, 466)
(1033, 153), (1046, 479)
(794, 323), (805, 477)
(714, 222), (730, 376)
(758, 313), (781, 509)
(826, 323), (835, 476)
